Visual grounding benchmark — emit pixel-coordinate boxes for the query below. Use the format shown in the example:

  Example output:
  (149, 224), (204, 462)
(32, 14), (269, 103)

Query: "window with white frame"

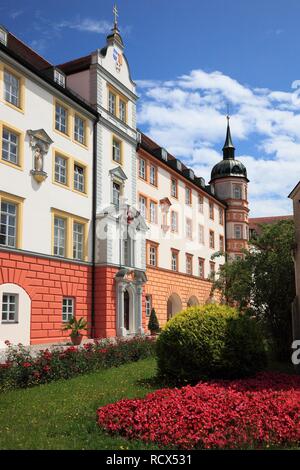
(55, 154), (67, 185)
(209, 202), (214, 219)
(2, 293), (18, 323)
(4, 70), (20, 107)
(186, 218), (192, 239)
(62, 297), (74, 322)
(54, 70), (65, 87)
(74, 164), (85, 192)
(171, 251), (178, 272)
(150, 165), (157, 185)
(149, 245), (157, 267)
(219, 235), (224, 251)
(233, 184), (242, 199)
(139, 158), (146, 179)
(149, 201), (157, 223)
(109, 91), (116, 115)
(209, 230), (215, 249)
(139, 196), (147, 219)
(171, 211), (178, 232)
(171, 178), (177, 198)
(199, 224), (204, 244)
(198, 258), (205, 279)
(112, 138), (121, 163)
(186, 254), (193, 275)
(145, 295), (152, 317)
(0, 200), (17, 248)
(119, 99), (126, 122)
(2, 128), (19, 165)
(113, 181), (121, 209)
(55, 103), (68, 134)
(74, 115), (85, 144)
(234, 224), (243, 239)
(185, 187), (191, 205)
(198, 195), (204, 213)
(73, 222), (84, 260)
(54, 216), (66, 257)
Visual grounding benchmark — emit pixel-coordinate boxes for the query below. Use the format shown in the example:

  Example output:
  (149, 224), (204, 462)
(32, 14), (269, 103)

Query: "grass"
(0, 357), (161, 450)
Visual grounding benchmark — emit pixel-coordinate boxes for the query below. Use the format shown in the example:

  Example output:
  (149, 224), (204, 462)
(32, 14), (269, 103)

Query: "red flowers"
(22, 362), (32, 368)
(97, 372), (300, 450)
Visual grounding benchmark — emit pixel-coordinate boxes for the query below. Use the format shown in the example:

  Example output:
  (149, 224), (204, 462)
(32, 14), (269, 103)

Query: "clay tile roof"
(7, 32), (52, 70)
(249, 215), (293, 235)
(58, 55), (92, 75)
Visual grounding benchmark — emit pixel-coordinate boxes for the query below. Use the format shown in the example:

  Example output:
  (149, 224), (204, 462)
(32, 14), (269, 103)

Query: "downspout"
(91, 115), (99, 338)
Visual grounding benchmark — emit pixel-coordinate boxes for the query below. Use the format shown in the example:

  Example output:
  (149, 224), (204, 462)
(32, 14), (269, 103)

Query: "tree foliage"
(212, 220), (296, 360)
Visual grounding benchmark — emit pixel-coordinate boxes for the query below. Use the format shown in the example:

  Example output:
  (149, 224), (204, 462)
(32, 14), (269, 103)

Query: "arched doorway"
(0, 284), (31, 346)
(167, 293), (182, 320)
(187, 296), (199, 307)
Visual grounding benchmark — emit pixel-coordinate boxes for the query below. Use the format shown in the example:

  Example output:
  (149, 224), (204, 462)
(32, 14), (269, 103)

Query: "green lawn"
(0, 357), (160, 450)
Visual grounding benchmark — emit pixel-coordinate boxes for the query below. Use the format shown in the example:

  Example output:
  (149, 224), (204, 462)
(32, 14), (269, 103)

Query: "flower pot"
(71, 334), (83, 346)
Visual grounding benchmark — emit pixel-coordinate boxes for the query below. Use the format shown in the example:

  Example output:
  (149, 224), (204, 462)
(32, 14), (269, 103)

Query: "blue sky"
(2, 0), (300, 216)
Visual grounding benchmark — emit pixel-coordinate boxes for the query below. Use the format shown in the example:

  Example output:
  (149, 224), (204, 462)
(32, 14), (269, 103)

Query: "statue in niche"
(34, 146), (43, 172)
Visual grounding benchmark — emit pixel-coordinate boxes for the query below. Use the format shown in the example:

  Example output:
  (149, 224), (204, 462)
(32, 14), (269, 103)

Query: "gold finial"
(113, 4), (119, 27)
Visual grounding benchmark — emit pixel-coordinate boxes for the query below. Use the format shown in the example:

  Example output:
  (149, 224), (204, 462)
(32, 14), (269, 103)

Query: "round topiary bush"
(156, 304), (267, 382)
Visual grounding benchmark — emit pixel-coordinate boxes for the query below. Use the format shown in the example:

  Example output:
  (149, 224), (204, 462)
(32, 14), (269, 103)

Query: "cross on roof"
(113, 4), (118, 26)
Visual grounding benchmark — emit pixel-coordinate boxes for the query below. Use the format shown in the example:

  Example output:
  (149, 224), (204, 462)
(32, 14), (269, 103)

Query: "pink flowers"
(97, 372), (300, 449)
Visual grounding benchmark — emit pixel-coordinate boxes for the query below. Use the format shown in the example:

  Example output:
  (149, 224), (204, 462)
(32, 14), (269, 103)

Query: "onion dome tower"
(210, 117), (249, 259)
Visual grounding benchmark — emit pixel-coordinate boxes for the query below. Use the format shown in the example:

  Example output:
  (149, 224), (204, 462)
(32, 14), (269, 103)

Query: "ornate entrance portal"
(116, 268), (147, 337)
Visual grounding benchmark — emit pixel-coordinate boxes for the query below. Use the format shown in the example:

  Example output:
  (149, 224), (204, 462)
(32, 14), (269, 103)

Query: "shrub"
(0, 336), (156, 392)
(156, 304), (267, 382)
(148, 308), (160, 334)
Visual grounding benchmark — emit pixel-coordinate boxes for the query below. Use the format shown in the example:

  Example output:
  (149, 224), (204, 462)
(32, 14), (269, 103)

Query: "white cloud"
(56, 18), (112, 34)
(10, 9), (23, 20)
(137, 69), (300, 217)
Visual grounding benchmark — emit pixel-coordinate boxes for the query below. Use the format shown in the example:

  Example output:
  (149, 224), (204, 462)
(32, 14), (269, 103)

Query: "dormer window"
(0, 26), (7, 46)
(189, 169), (194, 180)
(54, 69), (66, 88)
(176, 160), (182, 171)
(161, 148), (168, 161)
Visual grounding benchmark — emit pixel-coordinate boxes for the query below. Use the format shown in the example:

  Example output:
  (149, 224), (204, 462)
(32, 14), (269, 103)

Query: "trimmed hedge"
(156, 304), (267, 382)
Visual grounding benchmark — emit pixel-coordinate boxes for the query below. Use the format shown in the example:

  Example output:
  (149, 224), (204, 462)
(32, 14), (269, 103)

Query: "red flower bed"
(97, 372), (300, 449)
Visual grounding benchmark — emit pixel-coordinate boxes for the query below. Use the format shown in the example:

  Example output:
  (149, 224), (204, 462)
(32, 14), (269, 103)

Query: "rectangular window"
(119, 99), (126, 122)
(210, 261), (216, 278)
(209, 230), (215, 249)
(149, 201), (157, 224)
(112, 138), (121, 163)
(62, 297), (74, 322)
(209, 202), (214, 220)
(219, 235), (224, 251)
(233, 184), (242, 199)
(54, 70), (65, 87)
(145, 295), (152, 317)
(55, 103), (68, 134)
(185, 187), (191, 205)
(74, 164), (85, 193)
(0, 200), (17, 248)
(2, 293), (18, 323)
(219, 207), (224, 225)
(199, 224), (204, 244)
(113, 181), (121, 208)
(186, 218), (192, 239)
(171, 211), (178, 232)
(109, 91), (116, 115)
(73, 222), (84, 260)
(54, 216), (66, 257)
(186, 254), (193, 275)
(2, 128), (19, 165)
(149, 165), (157, 186)
(139, 158), (146, 179)
(171, 178), (178, 198)
(171, 250), (178, 272)
(74, 115), (85, 145)
(139, 196), (147, 219)
(4, 70), (20, 107)
(234, 225), (243, 239)
(55, 154), (67, 185)
(198, 258), (205, 279)
(149, 245), (157, 267)
(198, 195), (204, 213)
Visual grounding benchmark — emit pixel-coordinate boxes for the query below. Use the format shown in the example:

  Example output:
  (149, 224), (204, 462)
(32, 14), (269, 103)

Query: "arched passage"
(167, 293), (182, 320)
(187, 296), (199, 307)
(0, 283), (31, 346)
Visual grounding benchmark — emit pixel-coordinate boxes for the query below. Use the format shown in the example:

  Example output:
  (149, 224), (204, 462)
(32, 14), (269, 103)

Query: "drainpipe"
(91, 116), (99, 338)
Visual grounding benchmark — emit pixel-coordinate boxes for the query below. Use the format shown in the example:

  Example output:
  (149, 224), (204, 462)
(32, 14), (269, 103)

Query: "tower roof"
(222, 116), (235, 159)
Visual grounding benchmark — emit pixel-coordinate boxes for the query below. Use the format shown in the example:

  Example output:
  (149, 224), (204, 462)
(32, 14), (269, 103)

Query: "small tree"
(148, 308), (160, 334)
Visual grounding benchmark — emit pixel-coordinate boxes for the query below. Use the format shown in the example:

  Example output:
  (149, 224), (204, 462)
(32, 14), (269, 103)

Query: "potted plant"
(62, 317), (88, 345)
(148, 308), (160, 336)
